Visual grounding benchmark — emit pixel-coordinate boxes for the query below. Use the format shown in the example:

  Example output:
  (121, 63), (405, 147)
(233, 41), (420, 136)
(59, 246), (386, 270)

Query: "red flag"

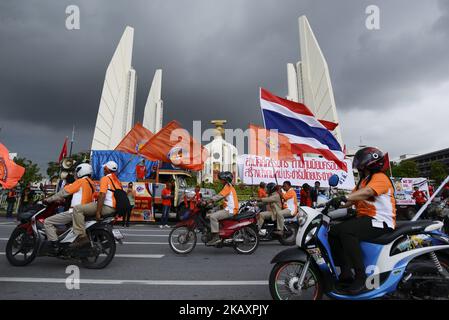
(382, 152), (391, 172)
(58, 137), (68, 163)
(0, 143), (25, 189)
(249, 124), (295, 161)
(139, 121), (208, 171)
(115, 123), (155, 156)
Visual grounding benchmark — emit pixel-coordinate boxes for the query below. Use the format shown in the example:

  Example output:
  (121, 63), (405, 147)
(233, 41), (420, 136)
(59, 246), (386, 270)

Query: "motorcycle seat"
(367, 220), (437, 244)
(85, 213), (116, 221)
(227, 212), (256, 221)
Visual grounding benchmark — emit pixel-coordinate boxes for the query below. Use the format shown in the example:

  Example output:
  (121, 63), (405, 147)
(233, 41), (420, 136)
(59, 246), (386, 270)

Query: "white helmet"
(103, 160), (118, 172)
(75, 163), (93, 178)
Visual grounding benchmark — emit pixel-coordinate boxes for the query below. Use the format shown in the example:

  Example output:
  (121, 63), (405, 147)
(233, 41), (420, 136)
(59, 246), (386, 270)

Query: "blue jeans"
(6, 202), (15, 217)
(161, 205), (170, 225)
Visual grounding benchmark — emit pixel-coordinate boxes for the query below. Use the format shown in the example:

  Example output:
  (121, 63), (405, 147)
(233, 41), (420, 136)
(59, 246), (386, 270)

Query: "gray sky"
(1, 0), (448, 174)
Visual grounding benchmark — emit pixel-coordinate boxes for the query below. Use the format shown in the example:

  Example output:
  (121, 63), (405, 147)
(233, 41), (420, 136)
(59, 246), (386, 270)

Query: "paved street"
(0, 217), (282, 300)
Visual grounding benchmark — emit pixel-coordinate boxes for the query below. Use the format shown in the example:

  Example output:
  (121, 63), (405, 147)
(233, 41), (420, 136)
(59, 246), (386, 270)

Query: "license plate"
(112, 229), (124, 240)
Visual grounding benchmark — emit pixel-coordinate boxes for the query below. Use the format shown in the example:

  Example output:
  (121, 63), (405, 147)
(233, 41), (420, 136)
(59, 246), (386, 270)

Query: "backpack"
(108, 177), (131, 217)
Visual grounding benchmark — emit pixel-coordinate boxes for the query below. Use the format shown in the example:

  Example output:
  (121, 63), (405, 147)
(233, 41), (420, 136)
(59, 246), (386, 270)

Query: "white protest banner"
(393, 177), (429, 206)
(238, 154), (355, 190)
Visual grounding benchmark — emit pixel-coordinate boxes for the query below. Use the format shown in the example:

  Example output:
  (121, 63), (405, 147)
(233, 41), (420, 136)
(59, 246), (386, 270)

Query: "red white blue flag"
(260, 88), (347, 171)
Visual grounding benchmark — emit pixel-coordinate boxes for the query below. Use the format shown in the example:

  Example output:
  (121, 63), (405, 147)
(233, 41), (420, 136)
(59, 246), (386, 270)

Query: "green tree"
(14, 157), (43, 186)
(47, 161), (60, 179)
(430, 161), (448, 184)
(391, 160), (420, 178)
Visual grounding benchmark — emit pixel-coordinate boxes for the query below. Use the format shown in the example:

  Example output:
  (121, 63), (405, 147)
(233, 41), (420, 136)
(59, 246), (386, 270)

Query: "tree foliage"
(391, 160), (420, 178)
(14, 157), (43, 186)
(430, 161), (448, 184)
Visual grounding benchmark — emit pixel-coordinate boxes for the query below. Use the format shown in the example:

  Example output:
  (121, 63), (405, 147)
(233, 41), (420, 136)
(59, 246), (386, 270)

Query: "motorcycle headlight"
(304, 227), (317, 245)
(297, 209), (308, 227)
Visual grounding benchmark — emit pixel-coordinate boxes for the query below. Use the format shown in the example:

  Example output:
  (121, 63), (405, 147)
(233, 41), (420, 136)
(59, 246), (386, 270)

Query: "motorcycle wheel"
(278, 224), (299, 246)
(233, 226), (259, 254)
(81, 229), (116, 269)
(169, 226), (197, 254)
(269, 261), (323, 300)
(6, 227), (38, 267)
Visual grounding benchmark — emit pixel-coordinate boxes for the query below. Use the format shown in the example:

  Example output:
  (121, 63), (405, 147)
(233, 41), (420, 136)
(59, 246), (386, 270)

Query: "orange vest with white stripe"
(354, 173), (397, 229)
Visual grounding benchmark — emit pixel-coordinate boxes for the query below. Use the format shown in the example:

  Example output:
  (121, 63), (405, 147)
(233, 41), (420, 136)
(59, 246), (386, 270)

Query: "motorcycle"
(6, 201), (124, 269)
(239, 199), (299, 246)
(269, 177), (449, 300)
(168, 201), (259, 255)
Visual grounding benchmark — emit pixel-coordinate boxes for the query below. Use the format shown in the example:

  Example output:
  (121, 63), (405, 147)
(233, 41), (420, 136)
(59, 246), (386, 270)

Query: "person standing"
(310, 181), (321, 208)
(6, 189), (17, 218)
(160, 182), (173, 228)
(19, 184), (35, 213)
(125, 182), (136, 227)
(136, 159), (146, 182)
(412, 186), (428, 217)
(299, 183), (312, 207)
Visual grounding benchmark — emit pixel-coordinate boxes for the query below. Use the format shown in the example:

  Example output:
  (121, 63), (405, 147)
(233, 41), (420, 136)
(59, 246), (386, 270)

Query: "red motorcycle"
(168, 201), (259, 254)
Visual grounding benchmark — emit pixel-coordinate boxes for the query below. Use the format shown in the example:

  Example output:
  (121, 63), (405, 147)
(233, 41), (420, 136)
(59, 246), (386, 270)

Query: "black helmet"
(266, 182), (277, 194)
(353, 147), (386, 172)
(217, 171), (233, 184)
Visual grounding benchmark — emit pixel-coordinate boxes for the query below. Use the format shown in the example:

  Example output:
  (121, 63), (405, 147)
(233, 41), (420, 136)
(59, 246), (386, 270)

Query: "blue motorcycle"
(269, 178), (449, 300)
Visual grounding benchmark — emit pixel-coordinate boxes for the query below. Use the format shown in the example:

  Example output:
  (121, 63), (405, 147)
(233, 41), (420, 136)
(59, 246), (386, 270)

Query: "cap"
(103, 160), (118, 172)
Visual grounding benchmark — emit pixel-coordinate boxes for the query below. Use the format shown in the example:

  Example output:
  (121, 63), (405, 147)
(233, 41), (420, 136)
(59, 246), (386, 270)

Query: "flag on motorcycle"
(0, 143), (25, 189)
(139, 120), (208, 171)
(249, 124), (295, 161)
(260, 88), (347, 171)
(58, 137), (68, 163)
(114, 122), (155, 157)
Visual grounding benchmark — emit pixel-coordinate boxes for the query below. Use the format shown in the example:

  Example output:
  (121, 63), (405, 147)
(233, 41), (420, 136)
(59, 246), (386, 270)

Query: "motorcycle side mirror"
(328, 174), (340, 187)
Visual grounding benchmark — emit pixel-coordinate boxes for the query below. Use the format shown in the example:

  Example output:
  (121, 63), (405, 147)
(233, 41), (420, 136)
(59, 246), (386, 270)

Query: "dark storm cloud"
(0, 0), (447, 172)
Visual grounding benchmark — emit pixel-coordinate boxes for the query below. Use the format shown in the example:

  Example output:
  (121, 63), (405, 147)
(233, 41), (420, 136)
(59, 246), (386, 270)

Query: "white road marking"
(121, 233), (168, 237)
(0, 277), (268, 286)
(0, 252), (164, 258)
(115, 254), (164, 258)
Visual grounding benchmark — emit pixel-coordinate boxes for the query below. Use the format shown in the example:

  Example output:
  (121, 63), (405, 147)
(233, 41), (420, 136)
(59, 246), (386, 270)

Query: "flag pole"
(69, 125), (75, 157)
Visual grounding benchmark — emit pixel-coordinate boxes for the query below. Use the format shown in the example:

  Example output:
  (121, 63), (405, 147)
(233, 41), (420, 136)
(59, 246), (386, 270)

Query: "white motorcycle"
(6, 202), (123, 269)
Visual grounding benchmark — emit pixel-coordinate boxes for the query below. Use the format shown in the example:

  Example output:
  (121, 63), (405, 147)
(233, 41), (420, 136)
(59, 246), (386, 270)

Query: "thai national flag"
(260, 88), (347, 171)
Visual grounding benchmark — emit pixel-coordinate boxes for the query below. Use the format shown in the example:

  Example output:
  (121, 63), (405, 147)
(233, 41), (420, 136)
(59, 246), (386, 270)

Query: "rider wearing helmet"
(329, 147), (396, 295)
(256, 182), (283, 235)
(206, 171), (239, 246)
(43, 163), (95, 254)
(71, 160), (121, 248)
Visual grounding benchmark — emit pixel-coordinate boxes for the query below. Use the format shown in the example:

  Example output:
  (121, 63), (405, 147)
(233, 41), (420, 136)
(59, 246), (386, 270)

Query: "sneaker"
(206, 234), (221, 246)
(165, 224), (170, 228)
(159, 225), (164, 229)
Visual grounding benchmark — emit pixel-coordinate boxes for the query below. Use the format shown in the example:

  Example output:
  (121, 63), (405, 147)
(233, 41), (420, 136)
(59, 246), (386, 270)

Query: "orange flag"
(0, 143), (25, 189)
(114, 123), (155, 157)
(139, 121), (208, 171)
(249, 124), (295, 161)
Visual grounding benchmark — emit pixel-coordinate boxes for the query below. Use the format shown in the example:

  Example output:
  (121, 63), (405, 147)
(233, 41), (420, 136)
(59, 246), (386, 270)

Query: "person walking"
(160, 182), (173, 228)
(124, 182), (136, 227)
(6, 189), (17, 218)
